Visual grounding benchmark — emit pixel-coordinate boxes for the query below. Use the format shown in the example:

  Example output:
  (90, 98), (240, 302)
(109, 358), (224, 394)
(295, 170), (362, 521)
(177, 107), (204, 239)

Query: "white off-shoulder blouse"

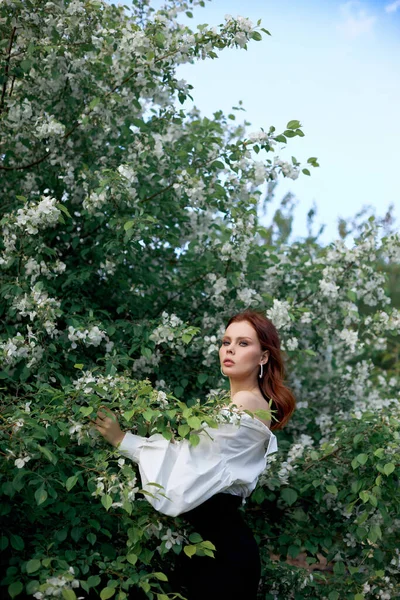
(117, 408), (278, 517)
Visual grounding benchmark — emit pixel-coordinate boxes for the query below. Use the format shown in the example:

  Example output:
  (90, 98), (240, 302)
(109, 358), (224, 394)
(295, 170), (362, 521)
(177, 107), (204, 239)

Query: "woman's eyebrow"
(221, 336), (253, 341)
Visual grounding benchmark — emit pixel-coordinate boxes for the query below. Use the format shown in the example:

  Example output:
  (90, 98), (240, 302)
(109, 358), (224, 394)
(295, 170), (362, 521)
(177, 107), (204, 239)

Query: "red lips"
(223, 359), (235, 365)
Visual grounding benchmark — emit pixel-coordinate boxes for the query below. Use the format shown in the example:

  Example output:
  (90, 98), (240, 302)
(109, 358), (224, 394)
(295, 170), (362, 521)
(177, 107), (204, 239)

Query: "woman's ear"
(262, 351), (269, 364)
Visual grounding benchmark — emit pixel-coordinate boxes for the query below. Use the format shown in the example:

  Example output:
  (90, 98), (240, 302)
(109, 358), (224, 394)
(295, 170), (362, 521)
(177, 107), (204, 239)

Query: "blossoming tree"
(1, 1), (399, 599)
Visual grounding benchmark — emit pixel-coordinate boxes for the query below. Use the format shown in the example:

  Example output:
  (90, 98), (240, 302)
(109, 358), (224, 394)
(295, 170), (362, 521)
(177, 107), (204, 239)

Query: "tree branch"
(0, 26), (17, 117)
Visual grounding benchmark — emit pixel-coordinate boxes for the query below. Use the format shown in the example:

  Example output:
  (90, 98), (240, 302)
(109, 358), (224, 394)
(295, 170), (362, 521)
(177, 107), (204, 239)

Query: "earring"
(259, 364), (263, 379)
(220, 367), (228, 377)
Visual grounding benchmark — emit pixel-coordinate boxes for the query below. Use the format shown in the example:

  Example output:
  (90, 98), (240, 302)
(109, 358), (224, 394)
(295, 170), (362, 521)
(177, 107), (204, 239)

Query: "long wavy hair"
(225, 309), (296, 430)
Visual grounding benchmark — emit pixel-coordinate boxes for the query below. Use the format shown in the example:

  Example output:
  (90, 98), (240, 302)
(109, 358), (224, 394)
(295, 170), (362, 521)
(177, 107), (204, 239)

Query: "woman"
(92, 309), (295, 599)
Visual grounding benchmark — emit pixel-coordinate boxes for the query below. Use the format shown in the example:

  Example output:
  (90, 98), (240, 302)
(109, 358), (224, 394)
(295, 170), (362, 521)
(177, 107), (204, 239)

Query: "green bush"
(1, 1), (399, 598)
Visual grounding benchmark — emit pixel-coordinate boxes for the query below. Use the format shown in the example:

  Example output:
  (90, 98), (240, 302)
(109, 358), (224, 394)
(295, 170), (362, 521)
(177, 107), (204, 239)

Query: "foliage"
(0, 0), (399, 599)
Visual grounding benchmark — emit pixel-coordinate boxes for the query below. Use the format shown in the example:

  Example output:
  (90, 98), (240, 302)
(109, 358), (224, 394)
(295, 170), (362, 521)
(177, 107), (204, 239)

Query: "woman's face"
(219, 320), (265, 377)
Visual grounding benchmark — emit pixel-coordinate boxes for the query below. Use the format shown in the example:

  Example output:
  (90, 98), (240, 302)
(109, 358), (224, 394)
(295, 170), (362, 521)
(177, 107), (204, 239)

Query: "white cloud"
(385, 0), (400, 13)
(337, 1), (376, 38)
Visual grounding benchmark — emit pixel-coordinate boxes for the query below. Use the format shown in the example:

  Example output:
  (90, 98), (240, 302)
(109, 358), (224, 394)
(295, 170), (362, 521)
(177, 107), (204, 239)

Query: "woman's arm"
(91, 405), (277, 517)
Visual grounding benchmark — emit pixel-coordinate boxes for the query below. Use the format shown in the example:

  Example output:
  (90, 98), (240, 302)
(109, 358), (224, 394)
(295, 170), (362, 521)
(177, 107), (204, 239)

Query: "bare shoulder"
(230, 391), (272, 428)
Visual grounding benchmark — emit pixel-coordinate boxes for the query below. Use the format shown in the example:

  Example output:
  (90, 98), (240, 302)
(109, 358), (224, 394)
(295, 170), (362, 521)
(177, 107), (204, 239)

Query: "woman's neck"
(230, 378), (260, 399)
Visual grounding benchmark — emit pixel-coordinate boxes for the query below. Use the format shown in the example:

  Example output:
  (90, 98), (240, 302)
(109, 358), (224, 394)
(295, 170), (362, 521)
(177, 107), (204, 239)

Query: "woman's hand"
(90, 406), (126, 448)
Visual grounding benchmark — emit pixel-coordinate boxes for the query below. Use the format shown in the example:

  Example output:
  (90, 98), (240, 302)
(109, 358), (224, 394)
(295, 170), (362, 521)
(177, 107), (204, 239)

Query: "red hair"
(225, 309), (296, 430)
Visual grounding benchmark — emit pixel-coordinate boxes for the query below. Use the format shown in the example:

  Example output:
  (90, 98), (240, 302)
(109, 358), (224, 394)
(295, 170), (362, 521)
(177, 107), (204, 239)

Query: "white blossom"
(319, 278), (340, 298)
(266, 299), (291, 330)
(338, 328), (359, 353)
(286, 337), (298, 351)
(15, 455), (31, 469)
(15, 195), (61, 235)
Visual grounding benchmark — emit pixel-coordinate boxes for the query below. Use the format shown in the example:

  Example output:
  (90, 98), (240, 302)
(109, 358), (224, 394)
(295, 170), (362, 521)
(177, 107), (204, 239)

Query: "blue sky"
(146, 1), (400, 243)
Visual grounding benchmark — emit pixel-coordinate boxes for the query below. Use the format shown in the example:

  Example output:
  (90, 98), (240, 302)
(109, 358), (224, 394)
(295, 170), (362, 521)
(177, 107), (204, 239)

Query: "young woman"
(92, 309), (295, 600)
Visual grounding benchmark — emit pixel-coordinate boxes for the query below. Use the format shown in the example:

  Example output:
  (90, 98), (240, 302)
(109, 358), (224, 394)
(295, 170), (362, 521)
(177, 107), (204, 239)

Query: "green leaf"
(356, 453), (368, 465)
(302, 168), (311, 176)
(79, 406), (93, 417)
(87, 533), (96, 545)
(66, 476), (78, 491)
(253, 409), (272, 422)
(124, 220), (135, 231)
(333, 561), (345, 576)
(373, 448), (385, 458)
(0, 535), (8, 550)
(20, 59), (33, 72)
(143, 409), (155, 421)
(153, 572), (168, 581)
(26, 559), (41, 574)
(74, 364), (84, 369)
(274, 135), (287, 143)
(383, 462), (395, 476)
(187, 416), (202, 429)
(126, 554), (138, 565)
(287, 120), (301, 129)
(200, 540), (216, 550)
(347, 290), (358, 302)
(326, 484), (338, 495)
(62, 591), (77, 600)
(281, 488), (298, 505)
(189, 434), (200, 447)
(100, 588), (115, 600)
(141, 346), (152, 359)
(35, 486), (48, 506)
(87, 575), (101, 588)
(359, 490), (370, 502)
(250, 32), (262, 41)
(38, 445), (57, 465)
(8, 582), (23, 599)
(211, 161), (225, 169)
(174, 386), (184, 398)
(197, 373), (208, 384)
(328, 592), (339, 600)
(155, 33), (165, 48)
(10, 534), (24, 551)
(189, 533), (203, 543)
(184, 545), (197, 558)
(88, 97), (101, 110)
(369, 494), (378, 507)
(56, 203), (72, 218)
(101, 494), (113, 511)
(123, 409), (135, 422)
(178, 424), (190, 437)
(368, 524), (382, 542)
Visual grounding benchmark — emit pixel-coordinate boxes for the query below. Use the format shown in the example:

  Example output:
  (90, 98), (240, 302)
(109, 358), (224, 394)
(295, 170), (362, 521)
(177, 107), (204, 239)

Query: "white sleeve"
(117, 418), (278, 517)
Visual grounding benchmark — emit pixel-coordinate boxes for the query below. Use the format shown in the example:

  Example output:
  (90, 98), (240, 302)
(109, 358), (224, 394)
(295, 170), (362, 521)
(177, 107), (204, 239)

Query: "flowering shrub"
(0, 0), (399, 599)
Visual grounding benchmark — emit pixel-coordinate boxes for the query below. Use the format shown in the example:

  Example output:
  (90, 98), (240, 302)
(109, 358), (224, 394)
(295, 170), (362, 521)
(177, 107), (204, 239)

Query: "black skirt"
(169, 493), (261, 600)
